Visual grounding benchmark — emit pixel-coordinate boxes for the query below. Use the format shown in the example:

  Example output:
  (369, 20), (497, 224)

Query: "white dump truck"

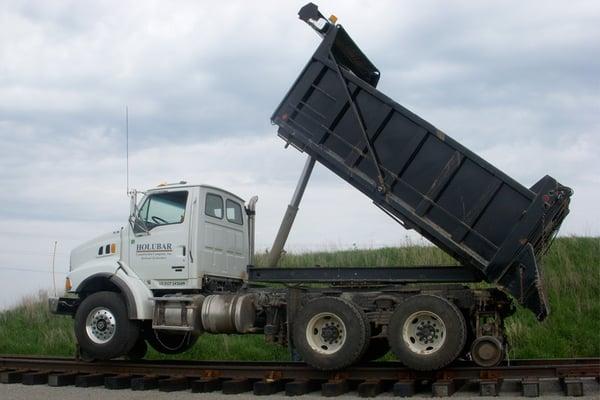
(49, 3), (571, 371)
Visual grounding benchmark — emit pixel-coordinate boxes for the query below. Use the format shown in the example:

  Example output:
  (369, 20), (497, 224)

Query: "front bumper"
(48, 296), (79, 315)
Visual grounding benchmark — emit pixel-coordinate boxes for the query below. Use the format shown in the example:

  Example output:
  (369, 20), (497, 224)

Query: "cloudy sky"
(0, 1), (598, 308)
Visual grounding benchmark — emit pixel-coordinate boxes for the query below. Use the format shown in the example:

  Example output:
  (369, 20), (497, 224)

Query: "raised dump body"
(272, 4), (572, 320)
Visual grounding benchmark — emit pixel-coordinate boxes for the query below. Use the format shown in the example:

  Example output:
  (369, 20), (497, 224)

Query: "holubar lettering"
(136, 243), (173, 252)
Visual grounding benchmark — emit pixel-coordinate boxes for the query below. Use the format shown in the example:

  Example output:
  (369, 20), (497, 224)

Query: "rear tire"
(388, 295), (466, 371)
(293, 297), (370, 370)
(74, 291), (140, 360)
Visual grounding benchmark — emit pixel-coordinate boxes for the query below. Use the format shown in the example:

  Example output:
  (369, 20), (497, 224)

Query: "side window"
(138, 191), (188, 228)
(205, 193), (223, 219)
(226, 199), (243, 225)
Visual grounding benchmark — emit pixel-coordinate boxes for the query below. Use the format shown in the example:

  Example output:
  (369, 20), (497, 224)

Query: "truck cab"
(63, 183), (252, 296)
(50, 183), (258, 360)
(126, 183), (250, 290)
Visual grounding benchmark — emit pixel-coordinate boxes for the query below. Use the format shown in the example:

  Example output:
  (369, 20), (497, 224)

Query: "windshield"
(138, 191), (188, 228)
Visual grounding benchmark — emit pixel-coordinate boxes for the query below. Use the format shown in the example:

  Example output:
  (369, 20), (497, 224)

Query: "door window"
(205, 193), (224, 219)
(226, 199), (243, 225)
(138, 191), (188, 229)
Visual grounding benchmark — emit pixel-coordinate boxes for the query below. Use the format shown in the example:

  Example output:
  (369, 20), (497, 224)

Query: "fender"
(73, 266), (153, 320)
(112, 266), (154, 320)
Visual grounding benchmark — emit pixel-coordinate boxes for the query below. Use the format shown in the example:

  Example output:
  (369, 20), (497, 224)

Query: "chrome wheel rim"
(305, 312), (346, 355)
(402, 310), (446, 355)
(85, 307), (116, 344)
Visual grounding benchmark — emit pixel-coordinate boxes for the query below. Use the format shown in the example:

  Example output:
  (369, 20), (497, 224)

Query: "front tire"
(293, 297), (370, 370)
(126, 337), (148, 360)
(74, 291), (140, 360)
(388, 295), (466, 371)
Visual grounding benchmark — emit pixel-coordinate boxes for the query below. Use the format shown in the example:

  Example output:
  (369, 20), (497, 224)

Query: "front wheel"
(126, 337), (148, 360)
(388, 295), (466, 371)
(74, 291), (140, 360)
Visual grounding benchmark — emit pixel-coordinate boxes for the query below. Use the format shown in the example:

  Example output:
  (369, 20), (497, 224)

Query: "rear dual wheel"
(389, 295), (466, 371)
(293, 297), (370, 370)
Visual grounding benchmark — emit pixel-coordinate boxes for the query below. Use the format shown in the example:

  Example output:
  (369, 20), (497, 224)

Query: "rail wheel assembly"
(388, 294), (466, 370)
(293, 297), (370, 370)
(145, 330), (199, 354)
(74, 291), (140, 360)
(470, 335), (504, 367)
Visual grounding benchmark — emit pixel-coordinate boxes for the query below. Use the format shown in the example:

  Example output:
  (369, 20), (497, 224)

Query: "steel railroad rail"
(1, 355), (598, 397)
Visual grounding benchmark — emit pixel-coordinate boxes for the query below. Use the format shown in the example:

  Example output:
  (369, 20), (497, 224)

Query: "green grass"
(0, 237), (598, 360)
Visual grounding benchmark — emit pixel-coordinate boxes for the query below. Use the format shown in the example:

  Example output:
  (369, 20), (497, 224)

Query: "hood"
(70, 229), (121, 271)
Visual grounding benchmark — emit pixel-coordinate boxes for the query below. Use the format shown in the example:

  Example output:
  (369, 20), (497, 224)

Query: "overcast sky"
(0, 1), (598, 308)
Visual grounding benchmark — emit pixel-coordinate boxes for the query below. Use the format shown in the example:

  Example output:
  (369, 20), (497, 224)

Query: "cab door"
(130, 189), (190, 287)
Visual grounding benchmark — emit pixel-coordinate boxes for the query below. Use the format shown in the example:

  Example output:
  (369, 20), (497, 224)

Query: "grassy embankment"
(0, 237), (598, 360)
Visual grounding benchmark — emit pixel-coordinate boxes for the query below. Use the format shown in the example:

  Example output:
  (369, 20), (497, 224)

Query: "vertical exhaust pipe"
(267, 156), (316, 267)
(246, 196), (259, 265)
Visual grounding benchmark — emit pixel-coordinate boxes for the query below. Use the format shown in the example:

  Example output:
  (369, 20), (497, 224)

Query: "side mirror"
(129, 189), (149, 235)
(130, 214), (149, 235)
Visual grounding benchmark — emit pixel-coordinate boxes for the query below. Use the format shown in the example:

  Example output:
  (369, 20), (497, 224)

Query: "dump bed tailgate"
(271, 5), (572, 320)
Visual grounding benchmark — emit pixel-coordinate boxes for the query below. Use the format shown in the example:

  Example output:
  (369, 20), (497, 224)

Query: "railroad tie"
(76, 373), (113, 387)
(479, 379), (502, 396)
(105, 374), (142, 390)
(47, 372), (78, 387)
(131, 375), (161, 391)
(22, 370), (52, 385)
(321, 378), (353, 397)
(222, 378), (258, 394)
(190, 377), (223, 393)
(285, 379), (322, 396)
(393, 379), (416, 397)
(358, 379), (390, 397)
(158, 376), (191, 392)
(0, 369), (30, 384)
(432, 379), (466, 397)
(254, 378), (288, 395)
(521, 378), (540, 397)
(561, 377), (585, 397)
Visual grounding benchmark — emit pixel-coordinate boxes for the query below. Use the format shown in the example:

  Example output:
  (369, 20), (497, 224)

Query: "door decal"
(136, 242), (173, 260)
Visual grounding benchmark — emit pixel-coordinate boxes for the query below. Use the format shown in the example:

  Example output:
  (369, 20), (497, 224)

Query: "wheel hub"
(321, 324), (340, 343)
(305, 312), (347, 355)
(402, 310), (446, 355)
(96, 319), (107, 331)
(416, 321), (439, 344)
(85, 307), (116, 344)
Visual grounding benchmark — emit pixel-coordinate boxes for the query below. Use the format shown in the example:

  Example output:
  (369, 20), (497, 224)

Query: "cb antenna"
(126, 105), (129, 195)
(51, 240), (57, 296)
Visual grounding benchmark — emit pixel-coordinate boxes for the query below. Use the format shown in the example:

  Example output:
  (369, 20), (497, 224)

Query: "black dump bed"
(271, 4), (572, 320)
